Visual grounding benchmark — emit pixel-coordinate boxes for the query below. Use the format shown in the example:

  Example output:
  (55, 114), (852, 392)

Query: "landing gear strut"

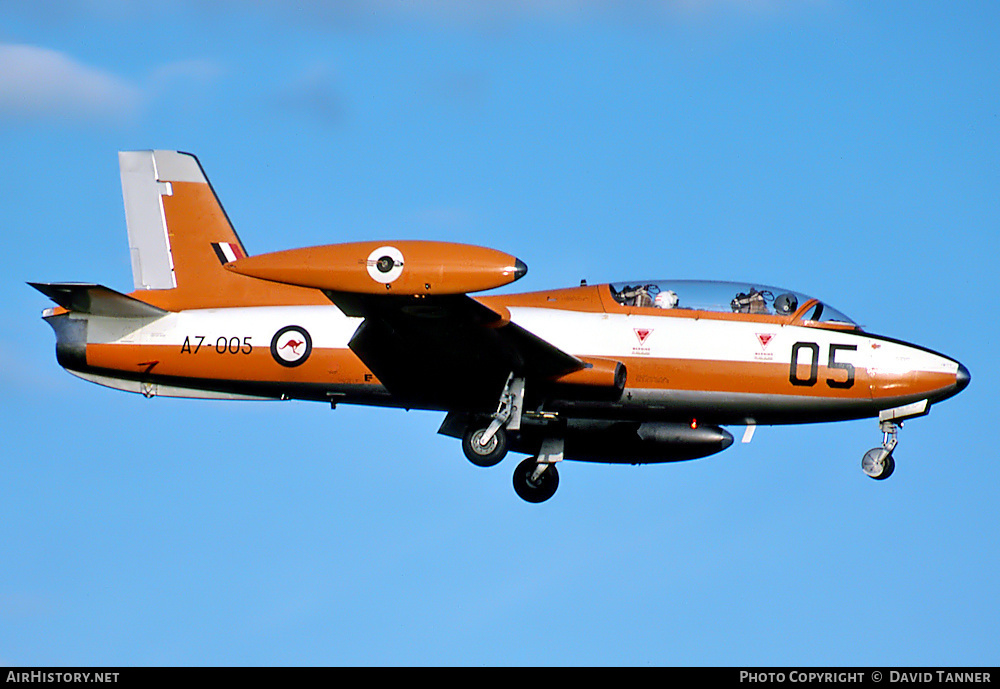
(861, 400), (931, 481)
(513, 458), (559, 503)
(461, 373), (524, 468)
(462, 426), (507, 467)
(456, 374), (566, 502)
(512, 436), (563, 503)
(862, 420), (898, 480)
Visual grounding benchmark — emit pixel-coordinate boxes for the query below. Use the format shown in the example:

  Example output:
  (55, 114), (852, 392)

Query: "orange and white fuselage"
(52, 287), (964, 423)
(33, 151), (969, 502)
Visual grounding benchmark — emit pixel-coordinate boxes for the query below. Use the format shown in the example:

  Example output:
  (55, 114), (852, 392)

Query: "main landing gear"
(461, 374), (563, 503)
(513, 458), (559, 503)
(461, 373), (524, 468)
(462, 425), (507, 467)
(512, 437), (563, 503)
(465, 427), (563, 503)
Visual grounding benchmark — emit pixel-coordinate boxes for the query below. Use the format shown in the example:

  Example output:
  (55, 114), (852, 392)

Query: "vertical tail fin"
(118, 150), (326, 309)
(119, 150), (250, 308)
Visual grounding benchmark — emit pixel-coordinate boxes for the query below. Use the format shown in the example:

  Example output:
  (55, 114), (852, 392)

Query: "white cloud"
(0, 43), (143, 122)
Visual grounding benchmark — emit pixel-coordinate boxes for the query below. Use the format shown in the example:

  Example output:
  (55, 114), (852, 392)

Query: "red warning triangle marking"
(756, 333), (774, 349)
(634, 328), (651, 344)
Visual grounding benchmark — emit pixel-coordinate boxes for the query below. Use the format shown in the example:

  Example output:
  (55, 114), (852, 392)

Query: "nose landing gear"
(861, 420), (899, 480)
(861, 400), (931, 481)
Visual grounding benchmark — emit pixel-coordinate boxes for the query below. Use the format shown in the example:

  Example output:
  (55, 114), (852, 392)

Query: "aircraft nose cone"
(956, 362), (971, 393)
(513, 258), (528, 280)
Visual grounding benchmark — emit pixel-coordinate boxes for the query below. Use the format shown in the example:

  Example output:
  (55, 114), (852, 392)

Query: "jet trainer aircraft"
(32, 151), (970, 502)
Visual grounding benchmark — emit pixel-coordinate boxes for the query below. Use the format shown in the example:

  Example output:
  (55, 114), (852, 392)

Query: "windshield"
(608, 280), (856, 325)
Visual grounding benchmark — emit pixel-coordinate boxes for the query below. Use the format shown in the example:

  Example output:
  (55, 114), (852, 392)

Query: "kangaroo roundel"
(270, 326), (312, 367)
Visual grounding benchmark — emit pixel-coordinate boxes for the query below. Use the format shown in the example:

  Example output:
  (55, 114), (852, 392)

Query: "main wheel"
(862, 448), (895, 480)
(462, 426), (508, 467)
(512, 457), (559, 503)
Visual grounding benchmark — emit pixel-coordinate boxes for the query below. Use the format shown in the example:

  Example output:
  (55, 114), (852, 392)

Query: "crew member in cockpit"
(655, 289), (678, 309)
(634, 287), (654, 308)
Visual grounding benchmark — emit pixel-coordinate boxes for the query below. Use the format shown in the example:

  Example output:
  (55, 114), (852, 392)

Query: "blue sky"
(1, 1), (997, 666)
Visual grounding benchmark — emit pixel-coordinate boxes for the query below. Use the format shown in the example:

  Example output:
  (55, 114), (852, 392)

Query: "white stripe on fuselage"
(507, 307), (864, 365)
(507, 306), (958, 378)
(83, 305), (361, 350)
(79, 302), (956, 380)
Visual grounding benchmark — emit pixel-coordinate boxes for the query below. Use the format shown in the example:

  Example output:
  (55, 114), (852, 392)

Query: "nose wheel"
(862, 420), (899, 480)
(861, 447), (895, 480)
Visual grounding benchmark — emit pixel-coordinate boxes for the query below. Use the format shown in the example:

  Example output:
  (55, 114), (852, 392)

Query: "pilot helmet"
(655, 290), (679, 309)
(773, 292), (799, 315)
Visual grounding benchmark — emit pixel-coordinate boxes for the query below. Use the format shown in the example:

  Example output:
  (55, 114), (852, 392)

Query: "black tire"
(462, 426), (508, 467)
(878, 454), (895, 480)
(512, 457), (559, 503)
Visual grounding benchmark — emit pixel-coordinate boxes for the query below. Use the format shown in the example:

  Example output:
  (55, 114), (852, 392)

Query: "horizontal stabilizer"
(28, 282), (168, 318)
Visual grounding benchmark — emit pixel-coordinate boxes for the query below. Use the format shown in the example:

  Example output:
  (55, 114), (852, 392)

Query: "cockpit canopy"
(608, 280), (856, 326)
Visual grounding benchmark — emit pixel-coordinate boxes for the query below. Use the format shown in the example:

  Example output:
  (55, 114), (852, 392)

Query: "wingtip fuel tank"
(225, 240), (527, 295)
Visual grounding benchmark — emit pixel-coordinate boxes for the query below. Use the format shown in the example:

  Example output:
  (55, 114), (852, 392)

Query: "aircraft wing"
(326, 291), (585, 410)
